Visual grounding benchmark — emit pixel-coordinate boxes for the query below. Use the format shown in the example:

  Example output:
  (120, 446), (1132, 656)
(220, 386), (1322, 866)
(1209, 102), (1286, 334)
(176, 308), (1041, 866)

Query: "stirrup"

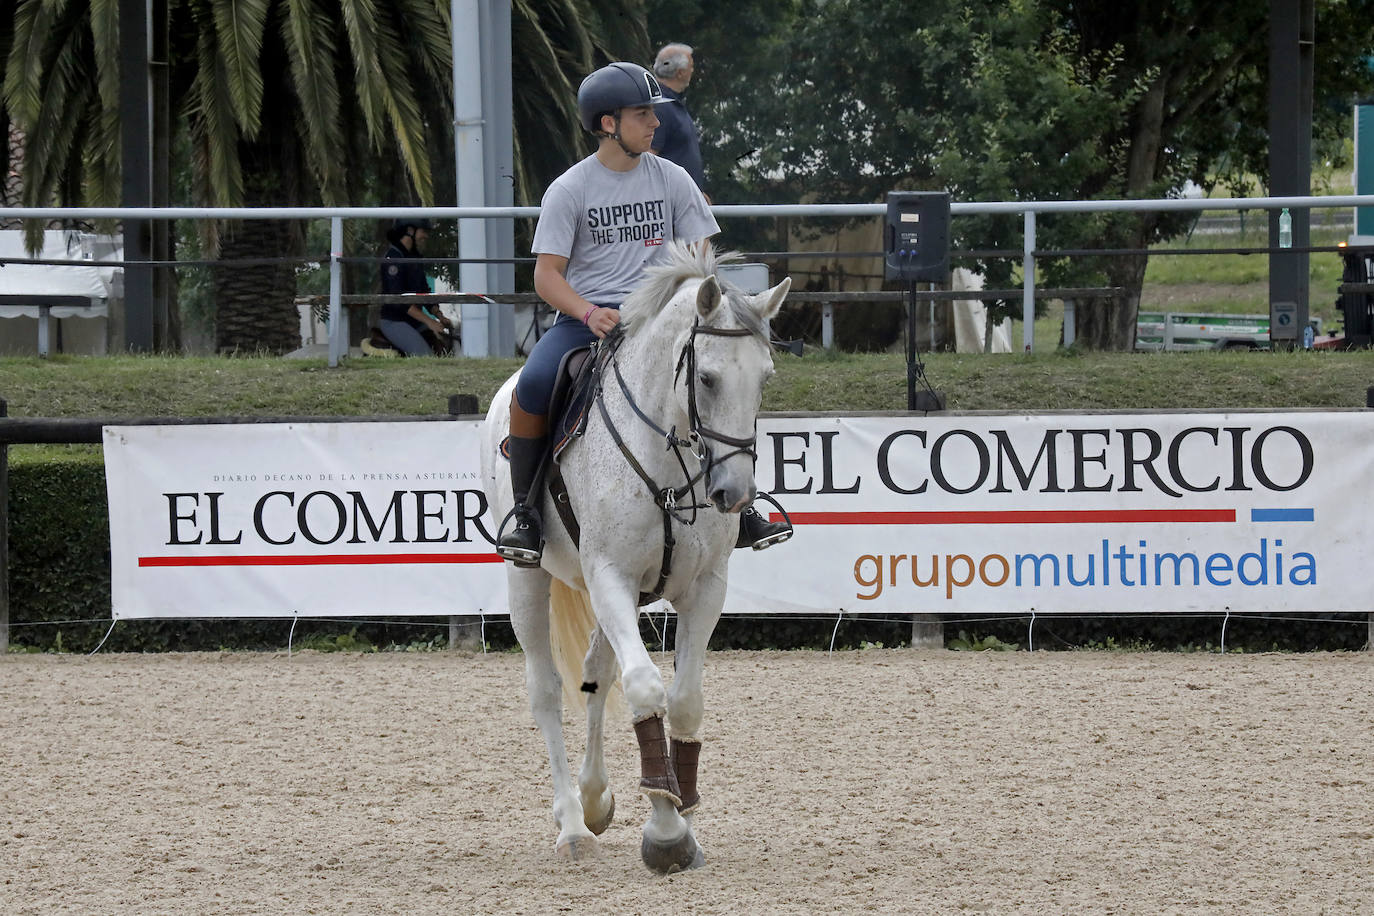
(496, 505), (544, 567)
(738, 494), (794, 551)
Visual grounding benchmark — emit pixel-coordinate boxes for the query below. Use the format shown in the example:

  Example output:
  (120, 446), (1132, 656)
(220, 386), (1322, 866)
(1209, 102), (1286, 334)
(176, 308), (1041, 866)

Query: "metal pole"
(448, 394), (484, 650)
(1267, 0), (1315, 346)
(1023, 209), (1036, 352)
(905, 282), (916, 411)
(453, 0), (491, 355)
(118, 0), (154, 351)
(1, 399), (9, 652)
(328, 217), (344, 367)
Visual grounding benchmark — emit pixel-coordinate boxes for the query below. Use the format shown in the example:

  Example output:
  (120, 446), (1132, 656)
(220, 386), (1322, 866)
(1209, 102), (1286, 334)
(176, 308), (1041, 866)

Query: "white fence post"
(1023, 209), (1036, 352)
(327, 217), (344, 368)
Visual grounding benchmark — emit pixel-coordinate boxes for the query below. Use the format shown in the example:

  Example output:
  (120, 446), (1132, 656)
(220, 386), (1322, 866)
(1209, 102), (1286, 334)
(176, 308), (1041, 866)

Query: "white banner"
(734, 412), (1372, 614)
(104, 412), (1373, 619)
(103, 422), (505, 619)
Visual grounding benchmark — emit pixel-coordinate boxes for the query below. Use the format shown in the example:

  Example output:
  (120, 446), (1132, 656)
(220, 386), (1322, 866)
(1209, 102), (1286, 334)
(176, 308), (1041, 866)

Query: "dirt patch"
(2, 649), (1371, 914)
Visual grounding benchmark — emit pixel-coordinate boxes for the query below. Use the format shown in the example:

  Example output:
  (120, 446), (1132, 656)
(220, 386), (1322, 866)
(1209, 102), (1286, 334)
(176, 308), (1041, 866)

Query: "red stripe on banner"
(139, 553), (504, 567)
(771, 509), (1237, 525)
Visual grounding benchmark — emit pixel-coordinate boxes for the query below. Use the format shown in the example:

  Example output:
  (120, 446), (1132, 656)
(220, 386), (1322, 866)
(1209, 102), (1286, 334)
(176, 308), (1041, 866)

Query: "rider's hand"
(585, 306), (621, 339)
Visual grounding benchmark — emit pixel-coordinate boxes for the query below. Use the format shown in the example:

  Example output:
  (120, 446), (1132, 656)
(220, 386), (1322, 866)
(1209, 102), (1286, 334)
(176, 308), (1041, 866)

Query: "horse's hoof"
(583, 792), (615, 836)
(640, 831), (704, 874)
(556, 833), (600, 863)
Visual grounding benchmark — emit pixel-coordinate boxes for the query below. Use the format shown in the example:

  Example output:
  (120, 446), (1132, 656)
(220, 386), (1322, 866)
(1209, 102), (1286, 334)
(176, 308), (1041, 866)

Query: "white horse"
(481, 241), (790, 872)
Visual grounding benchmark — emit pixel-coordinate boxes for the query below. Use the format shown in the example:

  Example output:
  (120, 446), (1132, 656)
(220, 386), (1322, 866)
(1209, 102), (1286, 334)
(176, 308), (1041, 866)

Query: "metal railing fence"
(2, 194), (1372, 362)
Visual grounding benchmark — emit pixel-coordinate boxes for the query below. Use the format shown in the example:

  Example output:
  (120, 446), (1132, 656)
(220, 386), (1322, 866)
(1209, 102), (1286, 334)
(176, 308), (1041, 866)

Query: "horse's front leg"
(577, 625), (617, 835)
(584, 568), (700, 873)
(666, 573), (727, 818)
(508, 567), (598, 861)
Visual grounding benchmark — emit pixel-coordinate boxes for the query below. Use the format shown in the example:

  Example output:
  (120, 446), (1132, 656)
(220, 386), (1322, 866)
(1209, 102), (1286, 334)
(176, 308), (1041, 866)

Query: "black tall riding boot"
(496, 434), (548, 566)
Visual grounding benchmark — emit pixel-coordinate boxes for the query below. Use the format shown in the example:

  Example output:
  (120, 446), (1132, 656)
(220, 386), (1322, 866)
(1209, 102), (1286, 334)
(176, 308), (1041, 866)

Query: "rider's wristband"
(581, 305), (598, 325)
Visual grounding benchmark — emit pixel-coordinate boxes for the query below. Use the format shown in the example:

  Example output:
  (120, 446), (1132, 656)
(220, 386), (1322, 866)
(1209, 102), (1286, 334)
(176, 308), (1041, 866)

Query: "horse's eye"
(698, 372), (715, 390)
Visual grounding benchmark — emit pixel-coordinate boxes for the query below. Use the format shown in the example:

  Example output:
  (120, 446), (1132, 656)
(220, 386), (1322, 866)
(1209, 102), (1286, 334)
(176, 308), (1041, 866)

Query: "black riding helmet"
(577, 62), (673, 134)
(387, 216), (431, 244)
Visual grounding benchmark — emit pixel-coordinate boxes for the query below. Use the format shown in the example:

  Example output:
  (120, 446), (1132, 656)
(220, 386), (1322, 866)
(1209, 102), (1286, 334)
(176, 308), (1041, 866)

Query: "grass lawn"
(2, 348), (1371, 425)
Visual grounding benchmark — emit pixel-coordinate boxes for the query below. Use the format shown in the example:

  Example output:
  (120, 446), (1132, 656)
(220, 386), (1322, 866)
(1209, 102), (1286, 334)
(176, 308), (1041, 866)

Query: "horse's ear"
(753, 277), (791, 322)
(696, 275), (722, 321)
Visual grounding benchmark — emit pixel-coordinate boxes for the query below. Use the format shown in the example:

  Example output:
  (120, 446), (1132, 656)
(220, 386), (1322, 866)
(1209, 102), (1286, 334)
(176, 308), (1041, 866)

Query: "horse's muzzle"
(708, 485), (755, 514)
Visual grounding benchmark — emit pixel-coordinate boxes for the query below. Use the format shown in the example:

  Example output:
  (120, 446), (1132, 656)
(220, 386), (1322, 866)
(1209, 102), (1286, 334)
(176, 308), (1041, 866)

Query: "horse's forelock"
(620, 241), (770, 344)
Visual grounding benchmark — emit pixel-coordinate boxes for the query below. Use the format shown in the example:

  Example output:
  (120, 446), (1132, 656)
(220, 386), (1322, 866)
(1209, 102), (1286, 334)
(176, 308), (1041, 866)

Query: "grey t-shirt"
(531, 152), (719, 304)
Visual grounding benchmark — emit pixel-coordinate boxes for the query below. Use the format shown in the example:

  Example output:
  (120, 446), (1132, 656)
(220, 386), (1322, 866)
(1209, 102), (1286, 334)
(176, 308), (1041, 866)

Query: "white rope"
(480, 612), (487, 655)
(1221, 610), (1231, 654)
(87, 619), (118, 655)
(288, 613), (299, 658)
(1028, 611), (1036, 652)
(828, 610), (843, 656)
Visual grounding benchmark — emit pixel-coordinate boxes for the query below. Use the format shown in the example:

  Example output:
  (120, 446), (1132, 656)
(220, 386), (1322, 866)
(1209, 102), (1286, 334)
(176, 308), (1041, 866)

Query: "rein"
(588, 317), (761, 601)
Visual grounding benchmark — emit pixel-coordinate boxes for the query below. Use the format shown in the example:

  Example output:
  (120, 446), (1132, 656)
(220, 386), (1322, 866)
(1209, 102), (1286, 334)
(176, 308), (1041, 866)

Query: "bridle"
(597, 318), (760, 527)
(585, 317), (762, 602)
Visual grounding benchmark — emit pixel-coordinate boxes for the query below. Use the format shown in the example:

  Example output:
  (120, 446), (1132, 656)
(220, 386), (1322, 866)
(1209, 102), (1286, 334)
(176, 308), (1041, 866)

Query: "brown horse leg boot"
(671, 737), (701, 814)
(633, 715), (682, 806)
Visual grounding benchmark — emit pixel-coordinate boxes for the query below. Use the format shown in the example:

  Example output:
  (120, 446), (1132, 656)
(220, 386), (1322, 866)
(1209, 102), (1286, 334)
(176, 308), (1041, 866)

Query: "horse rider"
(379, 217), (454, 355)
(496, 62), (793, 566)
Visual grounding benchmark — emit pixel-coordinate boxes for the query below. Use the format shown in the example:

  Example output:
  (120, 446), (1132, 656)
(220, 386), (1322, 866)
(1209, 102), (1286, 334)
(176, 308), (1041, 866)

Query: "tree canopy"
(1, 0), (651, 351)
(650, 0), (1374, 348)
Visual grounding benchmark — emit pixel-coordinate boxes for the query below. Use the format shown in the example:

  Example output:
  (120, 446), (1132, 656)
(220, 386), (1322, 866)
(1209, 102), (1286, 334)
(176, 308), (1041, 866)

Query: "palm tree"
(3, 0), (650, 353)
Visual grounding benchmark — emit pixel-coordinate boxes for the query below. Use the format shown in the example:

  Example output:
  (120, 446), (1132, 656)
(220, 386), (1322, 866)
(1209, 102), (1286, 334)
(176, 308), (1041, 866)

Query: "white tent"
(0, 230), (122, 356)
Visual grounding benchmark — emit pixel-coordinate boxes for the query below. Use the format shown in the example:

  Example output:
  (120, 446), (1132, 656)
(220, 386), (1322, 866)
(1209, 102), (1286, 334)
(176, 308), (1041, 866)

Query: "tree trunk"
(212, 130), (305, 354)
(1075, 250), (1148, 350)
(212, 218), (301, 353)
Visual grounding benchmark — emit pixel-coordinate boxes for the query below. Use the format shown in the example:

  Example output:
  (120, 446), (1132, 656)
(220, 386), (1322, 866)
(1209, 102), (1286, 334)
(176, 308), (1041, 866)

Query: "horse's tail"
(549, 579), (623, 716)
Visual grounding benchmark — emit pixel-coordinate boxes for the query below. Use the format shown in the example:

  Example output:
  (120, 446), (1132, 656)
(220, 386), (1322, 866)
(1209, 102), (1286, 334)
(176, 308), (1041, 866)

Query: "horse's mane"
(619, 241), (770, 342)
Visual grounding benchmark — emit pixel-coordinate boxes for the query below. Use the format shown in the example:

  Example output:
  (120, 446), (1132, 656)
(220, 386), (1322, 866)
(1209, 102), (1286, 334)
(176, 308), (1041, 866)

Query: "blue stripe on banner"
(1250, 508), (1315, 522)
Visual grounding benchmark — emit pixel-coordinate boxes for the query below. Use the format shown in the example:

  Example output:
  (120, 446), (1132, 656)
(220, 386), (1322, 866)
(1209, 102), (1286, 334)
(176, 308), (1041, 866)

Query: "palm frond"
(88, 0), (119, 109)
(210, 0), (268, 133)
(187, 24), (244, 204)
(338, 0), (389, 143)
(5, 0), (68, 125)
(282, 0), (345, 201)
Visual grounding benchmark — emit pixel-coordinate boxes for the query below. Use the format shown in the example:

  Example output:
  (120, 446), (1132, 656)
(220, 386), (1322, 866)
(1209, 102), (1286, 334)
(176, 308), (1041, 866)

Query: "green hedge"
(4, 446), (1368, 653)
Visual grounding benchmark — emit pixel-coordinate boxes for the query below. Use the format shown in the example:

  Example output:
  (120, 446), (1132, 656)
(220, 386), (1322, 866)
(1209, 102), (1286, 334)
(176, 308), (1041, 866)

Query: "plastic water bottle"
(1302, 323), (1314, 349)
(1278, 208), (1293, 249)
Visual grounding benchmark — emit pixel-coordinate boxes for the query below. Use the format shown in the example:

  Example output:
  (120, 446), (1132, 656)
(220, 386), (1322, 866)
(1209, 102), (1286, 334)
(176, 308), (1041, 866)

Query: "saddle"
(499, 340), (664, 607)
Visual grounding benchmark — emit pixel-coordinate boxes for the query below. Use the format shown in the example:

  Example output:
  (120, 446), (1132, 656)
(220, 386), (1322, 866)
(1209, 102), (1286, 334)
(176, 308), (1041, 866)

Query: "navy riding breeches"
(513, 307), (616, 415)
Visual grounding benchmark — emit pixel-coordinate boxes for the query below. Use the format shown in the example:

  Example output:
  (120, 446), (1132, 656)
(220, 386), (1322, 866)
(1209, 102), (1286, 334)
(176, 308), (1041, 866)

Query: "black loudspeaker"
(884, 191), (951, 282)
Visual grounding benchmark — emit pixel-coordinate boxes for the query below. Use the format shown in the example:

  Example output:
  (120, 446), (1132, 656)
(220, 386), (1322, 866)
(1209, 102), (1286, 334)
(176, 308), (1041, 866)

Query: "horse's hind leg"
(578, 625), (617, 835)
(508, 567), (598, 861)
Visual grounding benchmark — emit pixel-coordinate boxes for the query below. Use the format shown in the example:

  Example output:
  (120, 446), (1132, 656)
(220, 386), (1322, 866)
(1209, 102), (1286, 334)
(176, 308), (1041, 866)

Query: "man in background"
(650, 43), (707, 197)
